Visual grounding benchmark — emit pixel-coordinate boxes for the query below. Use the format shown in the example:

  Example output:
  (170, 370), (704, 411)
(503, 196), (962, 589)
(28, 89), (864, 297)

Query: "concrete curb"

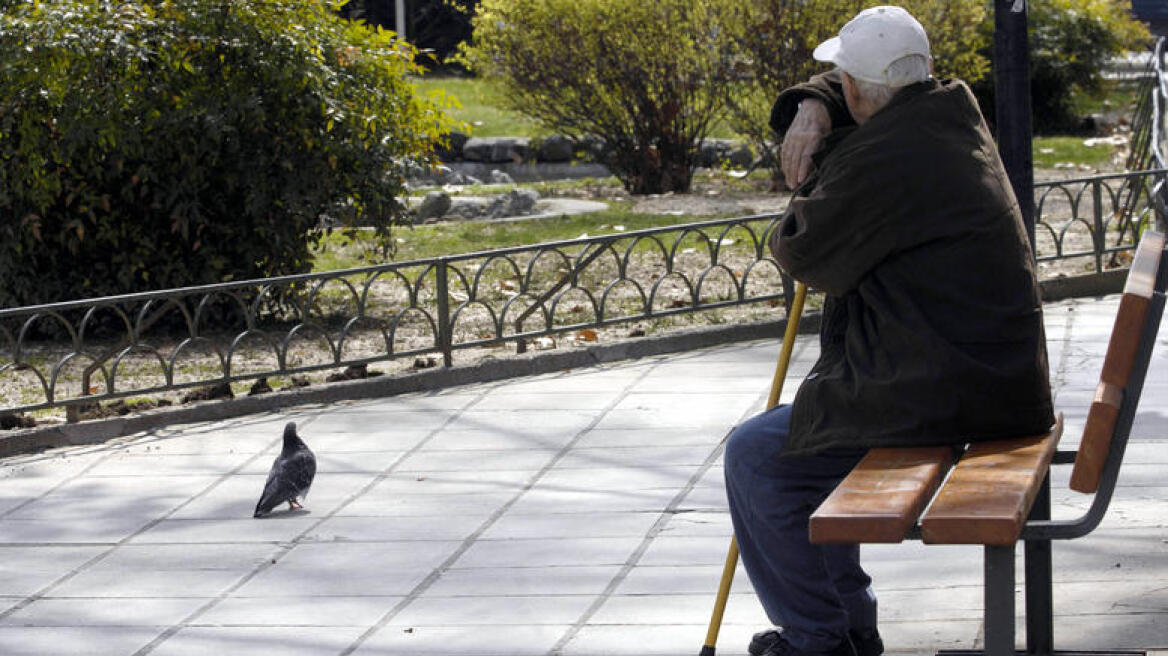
(0, 313), (821, 458)
(1040, 269), (1127, 301)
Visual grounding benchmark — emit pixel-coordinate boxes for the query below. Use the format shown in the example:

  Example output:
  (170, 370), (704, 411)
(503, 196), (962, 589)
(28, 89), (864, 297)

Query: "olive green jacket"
(768, 72), (1054, 457)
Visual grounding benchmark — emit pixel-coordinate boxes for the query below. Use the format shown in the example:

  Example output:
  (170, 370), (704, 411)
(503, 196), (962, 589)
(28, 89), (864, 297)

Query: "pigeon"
(254, 422), (316, 518)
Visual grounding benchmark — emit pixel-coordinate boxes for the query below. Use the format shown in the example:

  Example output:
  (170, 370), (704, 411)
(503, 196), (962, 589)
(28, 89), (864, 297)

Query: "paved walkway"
(0, 296), (1165, 656)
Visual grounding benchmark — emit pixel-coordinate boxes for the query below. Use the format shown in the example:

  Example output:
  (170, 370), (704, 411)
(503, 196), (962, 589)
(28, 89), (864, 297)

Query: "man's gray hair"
(850, 54), (931, 110)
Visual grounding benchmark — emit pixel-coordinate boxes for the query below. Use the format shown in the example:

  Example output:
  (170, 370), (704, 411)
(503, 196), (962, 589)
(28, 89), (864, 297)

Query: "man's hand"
(781, 99), (831, 190)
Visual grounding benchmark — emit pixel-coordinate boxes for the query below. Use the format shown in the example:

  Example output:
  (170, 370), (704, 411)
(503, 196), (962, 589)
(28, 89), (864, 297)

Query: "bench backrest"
(1069, 229), (1167, 493)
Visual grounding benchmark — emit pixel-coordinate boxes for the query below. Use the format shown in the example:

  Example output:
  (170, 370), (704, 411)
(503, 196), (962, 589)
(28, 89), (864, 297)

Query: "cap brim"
(813, 37), (841, 63)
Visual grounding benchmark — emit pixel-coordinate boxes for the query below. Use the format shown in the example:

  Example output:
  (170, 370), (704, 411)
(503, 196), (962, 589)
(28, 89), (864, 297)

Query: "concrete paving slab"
(392, 594), (596, 626)
(478, 512), (660, 540)
(421, 429), (581, 452)
(0, 516), (154, 544)
(195, 595), (400, 627)
(614, 564), (754, 596)
(339, 490), (514, 517)
(0, 597), (206, 627)
(129, 516), (319, 544)
(0, 626), (161, 656)
(355, 624), (570, 655)
(504, 487), (679, 515)
(394, 448), (558, 472)
(147, 626), (366, 656)
(426, 566), (622, 597)
(454, 537), (643, 568)
(571, 427), (725, 448)
(304, 515), (485, 542)
(589, 592), (770, 627)
(49, 566), (249, 598)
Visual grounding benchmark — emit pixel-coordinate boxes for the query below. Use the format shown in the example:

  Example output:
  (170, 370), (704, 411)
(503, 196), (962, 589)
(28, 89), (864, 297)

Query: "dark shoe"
(847, 627), (884, 656)
(749, 628), (882, 656)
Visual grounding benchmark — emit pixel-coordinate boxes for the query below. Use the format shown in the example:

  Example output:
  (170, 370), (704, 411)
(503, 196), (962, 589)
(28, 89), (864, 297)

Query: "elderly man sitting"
(723, 6), (1053, 656)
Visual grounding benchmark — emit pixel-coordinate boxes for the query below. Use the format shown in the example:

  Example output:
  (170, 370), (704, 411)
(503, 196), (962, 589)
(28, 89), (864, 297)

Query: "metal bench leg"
(1024, 475), (1054, 656)
(985, 544), (1016, 656)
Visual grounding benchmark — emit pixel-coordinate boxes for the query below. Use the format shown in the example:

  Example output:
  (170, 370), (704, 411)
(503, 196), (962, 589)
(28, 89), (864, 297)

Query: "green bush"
(0, 0), (454, 307)
(719, 0), (990, 183)
(459, 0), (739, 195)
(971, 0), (1150, 134)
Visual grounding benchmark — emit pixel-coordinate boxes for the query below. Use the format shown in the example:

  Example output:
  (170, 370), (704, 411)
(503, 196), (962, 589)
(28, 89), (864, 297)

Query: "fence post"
(1092, 179), (1105, 274)
(435, 258), (453, 367)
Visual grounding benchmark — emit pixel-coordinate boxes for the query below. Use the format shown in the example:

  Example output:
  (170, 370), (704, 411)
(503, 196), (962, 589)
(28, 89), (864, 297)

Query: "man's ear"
(840, 71), (857, 101)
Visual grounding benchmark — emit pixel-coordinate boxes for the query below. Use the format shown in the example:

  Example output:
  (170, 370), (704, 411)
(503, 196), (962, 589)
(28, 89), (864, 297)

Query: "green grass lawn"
(414, 75), (740, 139)
(413, 76), (549, 138)
(1032, 135), (1126, 170)
(313, 203), (707, 269)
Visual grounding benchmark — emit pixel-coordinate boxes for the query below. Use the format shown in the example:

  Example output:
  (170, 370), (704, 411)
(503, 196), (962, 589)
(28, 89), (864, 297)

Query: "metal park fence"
(0, 214), (791, 416)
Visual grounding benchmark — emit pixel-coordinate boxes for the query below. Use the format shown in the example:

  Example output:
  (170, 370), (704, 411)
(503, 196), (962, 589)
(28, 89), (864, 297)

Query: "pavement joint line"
(1050, 300), (1080, 406)
(336, 360), (660, 656)
(545, 348), (780, 655)
(129, 386), (495, 655)
(0, 413), (324, 625)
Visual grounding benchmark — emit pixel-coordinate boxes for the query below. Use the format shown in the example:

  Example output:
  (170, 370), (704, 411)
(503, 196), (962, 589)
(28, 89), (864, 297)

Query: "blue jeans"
(724, 404), (877, 652)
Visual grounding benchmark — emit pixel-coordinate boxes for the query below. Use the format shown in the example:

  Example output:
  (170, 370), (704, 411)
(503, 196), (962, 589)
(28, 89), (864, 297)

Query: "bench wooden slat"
(920, 415), (1064, 546)
(1070, 230), (1165, 493)
(810, 446), (954, 544)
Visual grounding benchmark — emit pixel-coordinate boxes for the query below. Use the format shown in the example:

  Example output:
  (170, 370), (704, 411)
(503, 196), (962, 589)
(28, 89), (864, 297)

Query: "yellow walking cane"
(700, 281), (808, 656)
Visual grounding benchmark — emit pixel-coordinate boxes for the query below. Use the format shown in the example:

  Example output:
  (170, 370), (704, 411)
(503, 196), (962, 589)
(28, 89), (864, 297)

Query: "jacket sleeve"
(769, 70), (856, 137)
(769, 144), (899, 296)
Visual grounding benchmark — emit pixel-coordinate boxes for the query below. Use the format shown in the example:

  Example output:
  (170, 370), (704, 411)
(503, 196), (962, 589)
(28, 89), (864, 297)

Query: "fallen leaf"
(575, 329), (598, 342)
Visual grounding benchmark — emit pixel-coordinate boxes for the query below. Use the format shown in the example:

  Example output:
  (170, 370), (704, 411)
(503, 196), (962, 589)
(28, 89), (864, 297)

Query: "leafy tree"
(0, 0), (454, 307)
(459, 0), (740, 195)
(971, 0), (1150, 133)
(719, 0), (989, 185)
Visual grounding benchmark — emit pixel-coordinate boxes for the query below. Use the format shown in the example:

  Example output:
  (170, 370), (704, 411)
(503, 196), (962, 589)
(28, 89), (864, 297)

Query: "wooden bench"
(809, 229), (1167, 656)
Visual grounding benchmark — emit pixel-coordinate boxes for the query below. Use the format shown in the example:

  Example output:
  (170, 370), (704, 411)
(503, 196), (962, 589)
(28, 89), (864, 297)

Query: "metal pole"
(994, 0), (1036, 252)
(984, 544), (1017, 656)
(395, 0), (406, 40)
(1024, 475), (1053, 656)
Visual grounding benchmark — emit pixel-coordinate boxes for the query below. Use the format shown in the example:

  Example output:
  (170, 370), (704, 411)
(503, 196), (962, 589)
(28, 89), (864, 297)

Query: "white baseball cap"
(813, 5), (930, 87)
